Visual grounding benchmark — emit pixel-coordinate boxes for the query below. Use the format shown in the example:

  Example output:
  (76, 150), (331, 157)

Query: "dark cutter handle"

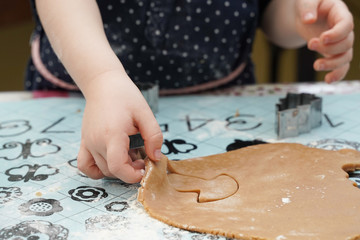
(129, 133), (144, 149)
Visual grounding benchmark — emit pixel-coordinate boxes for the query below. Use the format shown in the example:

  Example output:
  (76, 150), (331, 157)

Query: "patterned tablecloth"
(0, 81), (359, 240)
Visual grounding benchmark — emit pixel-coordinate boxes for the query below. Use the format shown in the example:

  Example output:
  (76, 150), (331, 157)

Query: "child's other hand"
(296, 0), (354, 83)
(77, 71), (163, 183)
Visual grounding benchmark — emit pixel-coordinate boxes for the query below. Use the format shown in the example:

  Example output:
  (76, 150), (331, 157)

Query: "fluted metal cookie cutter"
(276, 93), (322, 139)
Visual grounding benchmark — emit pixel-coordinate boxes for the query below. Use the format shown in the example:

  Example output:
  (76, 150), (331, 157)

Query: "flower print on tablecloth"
(105, 201), (129, 212)
(18, 198), (63, 216)
(68, 186), (108, 202)
(0, 186), (22, 205)
(85, 214), (129, 231)
(307, 138), (360, 151)
(0, 220), (68, 240)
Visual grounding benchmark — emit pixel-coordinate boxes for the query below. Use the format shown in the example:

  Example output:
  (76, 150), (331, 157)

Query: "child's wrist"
(79, 68), (131, 99)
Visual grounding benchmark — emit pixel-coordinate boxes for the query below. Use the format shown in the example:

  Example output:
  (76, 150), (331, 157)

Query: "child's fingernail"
(140, 169), (145, 176)
(154, 149), (162, 160)
(304, 12), (315, 21)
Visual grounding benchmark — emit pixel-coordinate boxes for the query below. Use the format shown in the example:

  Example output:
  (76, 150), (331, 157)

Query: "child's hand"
(34, 1), (163, 183)
(77, 71), (163, 183)
(295, 0), (354, 83)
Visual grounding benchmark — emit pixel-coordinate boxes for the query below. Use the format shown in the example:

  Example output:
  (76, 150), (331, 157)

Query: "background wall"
(0, 1), (33, 91)
(0, 1), (359, 91)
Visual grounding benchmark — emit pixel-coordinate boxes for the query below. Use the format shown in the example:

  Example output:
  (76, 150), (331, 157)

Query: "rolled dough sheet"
(138, 143), (360, 240)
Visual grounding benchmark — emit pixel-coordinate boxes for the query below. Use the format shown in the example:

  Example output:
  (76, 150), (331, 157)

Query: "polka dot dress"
(26, 0), (270, 92)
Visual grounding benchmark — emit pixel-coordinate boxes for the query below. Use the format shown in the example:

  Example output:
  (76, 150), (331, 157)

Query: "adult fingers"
(314, 49), (353, 72)
(106, 133), (144, 183)
(77, 143), (105, 179)
(297, 0), (320, 23)
(134, 107), (163, 162)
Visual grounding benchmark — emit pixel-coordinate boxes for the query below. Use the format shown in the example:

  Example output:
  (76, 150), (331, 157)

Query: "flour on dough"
(138, 143), (360, 240)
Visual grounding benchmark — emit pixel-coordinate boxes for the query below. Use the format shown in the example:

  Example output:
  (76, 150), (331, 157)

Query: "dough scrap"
(138, 143), (360, 240)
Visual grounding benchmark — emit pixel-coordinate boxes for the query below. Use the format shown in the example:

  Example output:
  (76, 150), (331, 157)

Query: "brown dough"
(138, 143), (360, 240)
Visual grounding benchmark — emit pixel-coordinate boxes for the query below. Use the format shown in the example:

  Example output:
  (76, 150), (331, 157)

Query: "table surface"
(1, 81), (360, 240)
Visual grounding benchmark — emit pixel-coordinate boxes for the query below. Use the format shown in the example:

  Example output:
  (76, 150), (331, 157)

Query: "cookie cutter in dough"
(129, 133), (144, 149)
(103, 133), (145, 180)
(135, 82), (159, 113)
(276, 93), (322, 139)
(127, 82), (159, 152)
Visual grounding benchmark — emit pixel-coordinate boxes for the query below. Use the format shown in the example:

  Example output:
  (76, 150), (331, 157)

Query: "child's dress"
(26, 0), (270, 93)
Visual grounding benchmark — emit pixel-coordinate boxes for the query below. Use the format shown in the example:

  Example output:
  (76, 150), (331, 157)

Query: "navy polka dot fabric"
(26, 0), (270, 92)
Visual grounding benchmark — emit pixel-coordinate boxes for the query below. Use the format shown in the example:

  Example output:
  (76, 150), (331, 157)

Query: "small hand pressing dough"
(138, 143), (360, 240)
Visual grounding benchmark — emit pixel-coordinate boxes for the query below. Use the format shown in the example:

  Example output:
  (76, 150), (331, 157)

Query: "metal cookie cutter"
(128, 82), (159, 152)
(276, 93), (322, 139)
(135, 82), (159, 113)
